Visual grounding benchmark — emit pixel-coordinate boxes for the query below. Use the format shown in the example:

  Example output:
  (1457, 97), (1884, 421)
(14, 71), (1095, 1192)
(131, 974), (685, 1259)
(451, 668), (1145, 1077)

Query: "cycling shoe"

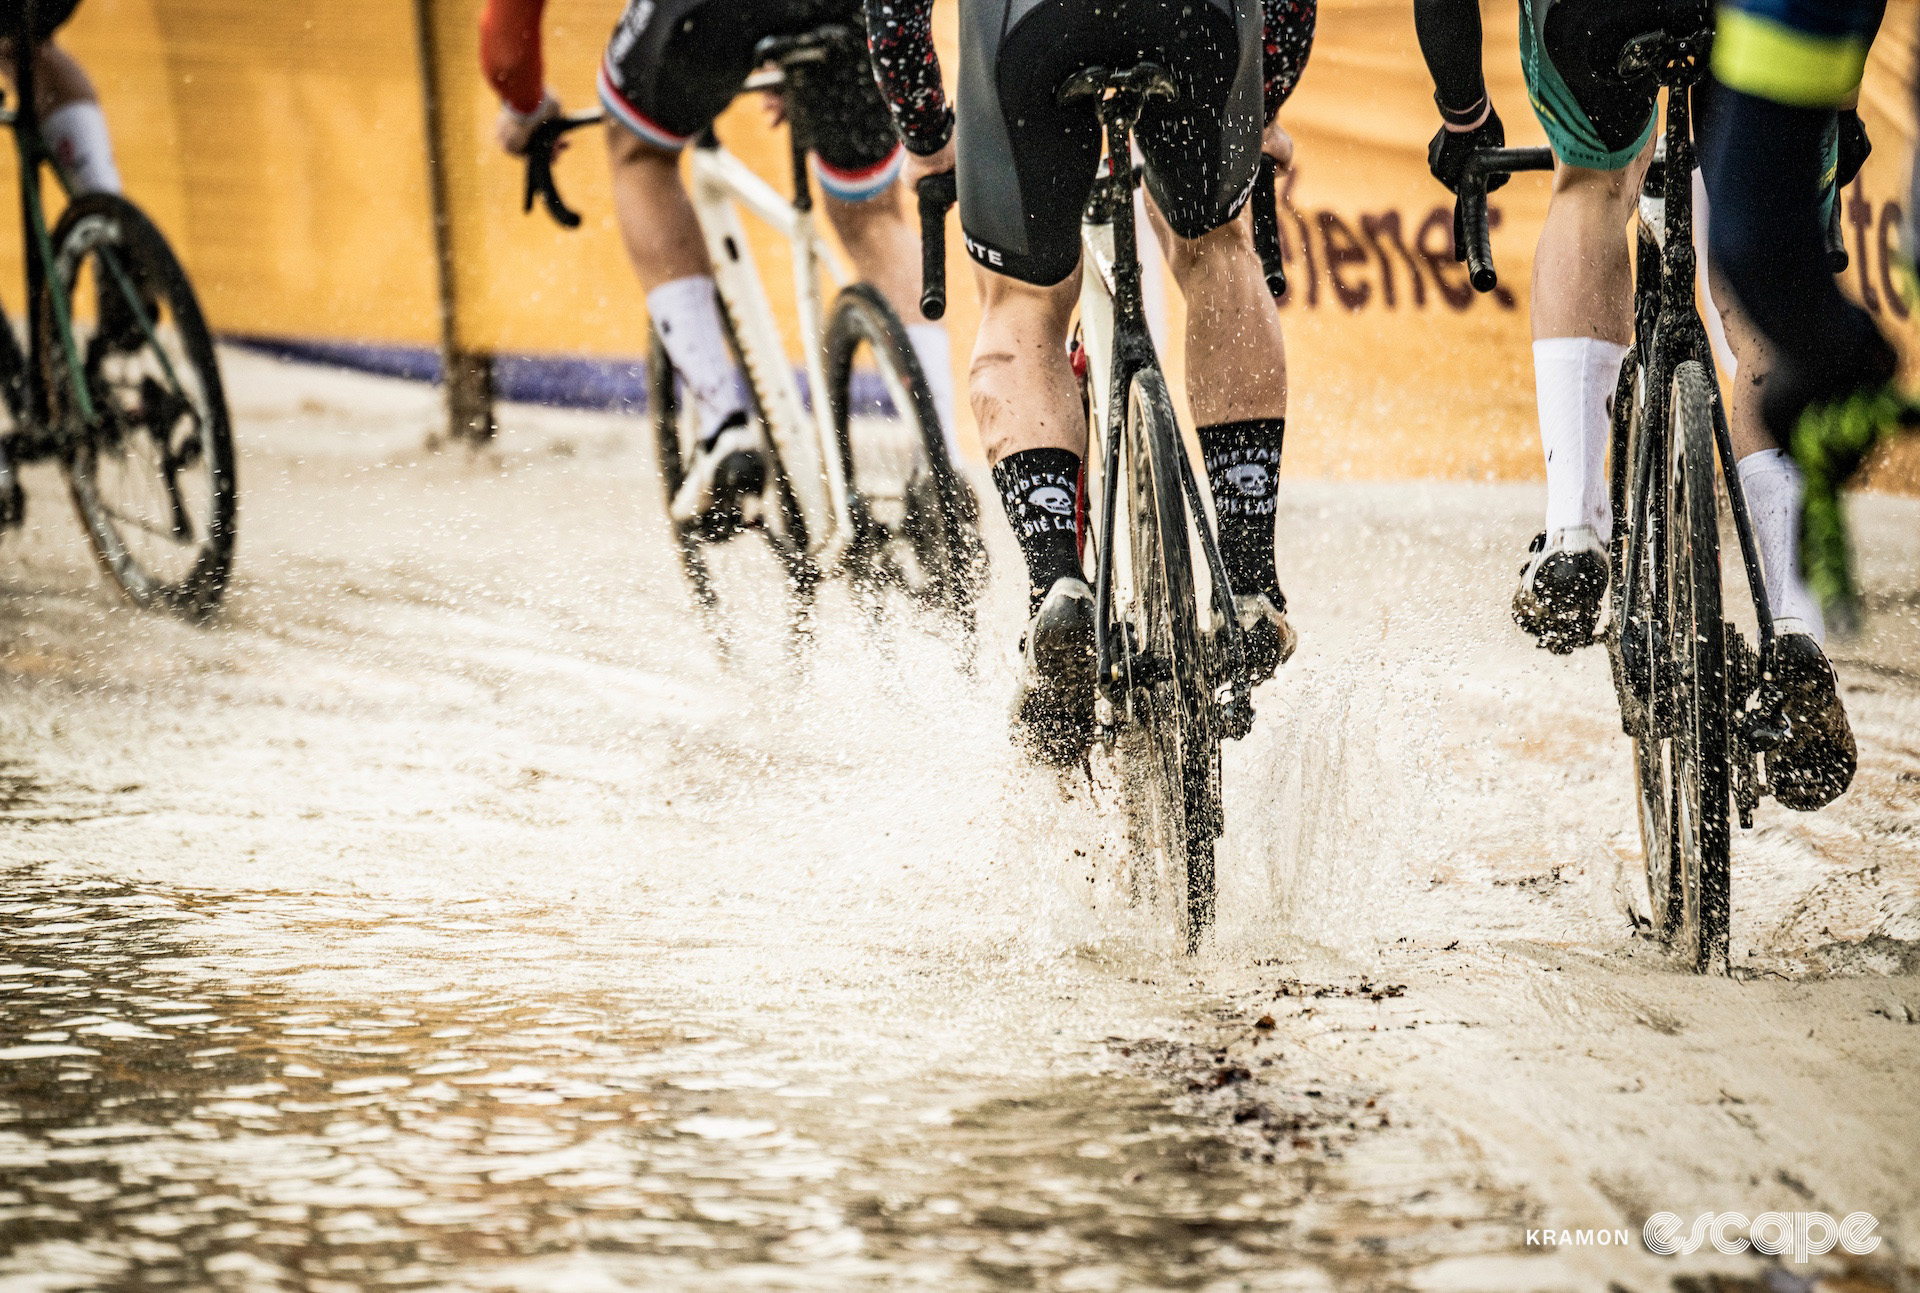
(670, 412), (767, 530)
(1012, 575), (1096, 766)
(1766, 631), (1857, 811)
(1233, 590), (1298, 685)
(1513, 526), (1608, 653)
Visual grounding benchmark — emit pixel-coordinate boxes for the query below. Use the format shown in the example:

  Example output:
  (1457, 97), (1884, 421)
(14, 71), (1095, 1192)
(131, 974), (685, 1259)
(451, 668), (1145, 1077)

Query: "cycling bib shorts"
(600, 0), (903, 201)
(0, 0), (81, 40)
(1712, 0), (1887, 107)
(955, 0), (1265, 286)
(1518, 0), (1711, 171)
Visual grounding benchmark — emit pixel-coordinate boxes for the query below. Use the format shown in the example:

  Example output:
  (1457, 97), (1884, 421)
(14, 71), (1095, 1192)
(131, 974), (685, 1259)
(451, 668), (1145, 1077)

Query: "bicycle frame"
(5, 0), (93, 443)
(686, 113), (858, 569)
(1069, 73), (1250, 735)
(1614, 46), (1776, 732)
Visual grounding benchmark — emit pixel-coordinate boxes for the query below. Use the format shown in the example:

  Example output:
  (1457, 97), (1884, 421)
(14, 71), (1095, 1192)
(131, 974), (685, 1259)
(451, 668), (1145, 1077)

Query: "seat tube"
(1104, 116), (1146, 338)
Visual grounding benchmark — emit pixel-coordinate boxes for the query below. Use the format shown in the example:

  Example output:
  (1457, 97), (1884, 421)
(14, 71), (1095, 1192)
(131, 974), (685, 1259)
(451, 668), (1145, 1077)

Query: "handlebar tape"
(1824, 197), (1850, 275)
(1452, 146), (1553, 293)
(917, 172), (957, 321)
(1251, 156), (1286, 299)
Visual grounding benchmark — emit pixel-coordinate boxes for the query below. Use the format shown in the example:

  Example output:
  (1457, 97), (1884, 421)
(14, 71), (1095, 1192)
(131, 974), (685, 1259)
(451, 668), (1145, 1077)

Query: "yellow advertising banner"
(28, 0), (1920, 484)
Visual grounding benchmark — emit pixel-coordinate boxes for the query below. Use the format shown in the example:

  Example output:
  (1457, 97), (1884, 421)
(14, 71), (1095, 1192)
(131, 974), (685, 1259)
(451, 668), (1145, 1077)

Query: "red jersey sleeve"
(480, 0), (548, 115)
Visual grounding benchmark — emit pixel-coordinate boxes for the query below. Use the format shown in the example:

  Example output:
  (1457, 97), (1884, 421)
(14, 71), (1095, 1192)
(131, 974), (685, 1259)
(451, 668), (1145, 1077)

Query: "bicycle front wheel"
(649, 324), (813, 654)
(823, 283), (985, 636)
(1667, 360), (1731, 972)
(1112, 366), (1219, 953)
(47, 194), (235, 617)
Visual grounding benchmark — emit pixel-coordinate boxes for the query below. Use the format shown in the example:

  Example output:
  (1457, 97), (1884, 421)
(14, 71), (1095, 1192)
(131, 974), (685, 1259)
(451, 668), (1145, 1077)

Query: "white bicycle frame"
(684, 116), (858, 569)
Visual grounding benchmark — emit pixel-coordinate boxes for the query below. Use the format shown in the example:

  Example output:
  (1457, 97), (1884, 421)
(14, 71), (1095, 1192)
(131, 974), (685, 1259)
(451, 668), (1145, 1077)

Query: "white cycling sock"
(1738, 448), (1825, 644)
(1534, 337), (1627, 538)
(647, 275), (745, 444)
(906, 322), (961, 463)
(44, 101), (121, 197)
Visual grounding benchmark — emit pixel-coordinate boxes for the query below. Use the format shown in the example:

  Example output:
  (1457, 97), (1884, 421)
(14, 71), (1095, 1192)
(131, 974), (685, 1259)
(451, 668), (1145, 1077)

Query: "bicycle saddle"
(753, 23), (859, 69)
(1056, 62), (1179, 110)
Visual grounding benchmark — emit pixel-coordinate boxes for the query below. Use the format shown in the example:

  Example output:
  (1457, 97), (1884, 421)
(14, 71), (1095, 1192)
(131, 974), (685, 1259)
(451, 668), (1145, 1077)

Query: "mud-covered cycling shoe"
(1512, 527), (1608, 653)
(1011, 575), (1096, 766)
(1233, 590), (1298, 685)
(670, 411), (767, 533)
(1766, 631), (1858, 811)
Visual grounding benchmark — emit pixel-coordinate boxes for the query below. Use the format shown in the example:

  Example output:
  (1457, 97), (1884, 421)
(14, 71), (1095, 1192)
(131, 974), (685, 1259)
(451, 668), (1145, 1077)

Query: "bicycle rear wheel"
(48, 194), (235, 617)
(1666, 360), (1731, 972)
(649, 325), (813, 654)
(822, 283), (985, 635)
(1112, 366), (1219, 952)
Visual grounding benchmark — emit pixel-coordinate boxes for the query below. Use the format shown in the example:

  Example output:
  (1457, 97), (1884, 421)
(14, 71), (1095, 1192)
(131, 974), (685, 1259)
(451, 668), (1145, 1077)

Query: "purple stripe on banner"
(224, 335), (898, 418)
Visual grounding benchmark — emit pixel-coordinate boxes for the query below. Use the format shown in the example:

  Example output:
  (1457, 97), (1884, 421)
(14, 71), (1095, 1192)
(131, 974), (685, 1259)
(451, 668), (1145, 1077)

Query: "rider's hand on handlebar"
(496, 89), (564, 157)
(902, 139), (956, 191)
(1261, 117), (1294, 172)
(1427, 103), (1508, 195)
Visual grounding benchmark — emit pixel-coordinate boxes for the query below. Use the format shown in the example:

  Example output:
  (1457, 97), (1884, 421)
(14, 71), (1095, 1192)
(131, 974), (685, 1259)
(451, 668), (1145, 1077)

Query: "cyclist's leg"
(1130, 0), (1294, 669)
(0, 0), (118, 198)
(1699, 0), (1889, 808)
(1513, 0), (1662, 646)
(951, 0), (1106, 615)
(601, 0), (758, 453)
(791, 34), (960, 459)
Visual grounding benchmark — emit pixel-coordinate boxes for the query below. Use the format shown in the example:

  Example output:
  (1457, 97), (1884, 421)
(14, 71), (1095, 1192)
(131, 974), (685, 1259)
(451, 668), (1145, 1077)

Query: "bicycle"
(1455, 23), (1798, 973)
(524, 24), (985, 650)
(0, 3), (236, 617)
(922, 64), (1288, 952)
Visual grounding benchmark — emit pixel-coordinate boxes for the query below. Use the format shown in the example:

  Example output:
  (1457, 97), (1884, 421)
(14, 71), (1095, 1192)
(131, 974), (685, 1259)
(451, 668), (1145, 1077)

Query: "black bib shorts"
(955, 0), (1265, 286)
(599, 0), (905, 201)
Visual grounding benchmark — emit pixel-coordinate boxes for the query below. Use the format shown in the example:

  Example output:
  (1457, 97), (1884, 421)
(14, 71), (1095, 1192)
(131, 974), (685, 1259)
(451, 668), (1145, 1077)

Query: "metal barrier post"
(413, 0), (496, 443)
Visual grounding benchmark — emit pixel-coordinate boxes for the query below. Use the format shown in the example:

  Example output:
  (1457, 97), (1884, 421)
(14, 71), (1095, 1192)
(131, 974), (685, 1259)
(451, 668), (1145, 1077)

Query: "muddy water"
(0, 354), (1918, 1291)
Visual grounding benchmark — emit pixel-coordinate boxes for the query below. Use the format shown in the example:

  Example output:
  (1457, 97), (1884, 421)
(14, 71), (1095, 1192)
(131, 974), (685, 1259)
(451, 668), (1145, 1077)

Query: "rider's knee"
(1550, 140), (1653, 219)
(1164, 214), (1255, 285)
(606, 122), (682, 176)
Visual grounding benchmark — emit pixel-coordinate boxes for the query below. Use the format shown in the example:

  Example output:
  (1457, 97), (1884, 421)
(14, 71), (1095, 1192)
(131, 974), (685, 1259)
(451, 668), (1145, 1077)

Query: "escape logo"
(1524, 1213), (1880, 1260)
(1642, 1211), (1881, 1261)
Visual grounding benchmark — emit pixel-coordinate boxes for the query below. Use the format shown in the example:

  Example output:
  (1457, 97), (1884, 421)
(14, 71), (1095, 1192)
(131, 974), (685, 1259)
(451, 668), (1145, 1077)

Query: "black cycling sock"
(1200, 418), (1284, 601)
(992, 448), (1083, 613)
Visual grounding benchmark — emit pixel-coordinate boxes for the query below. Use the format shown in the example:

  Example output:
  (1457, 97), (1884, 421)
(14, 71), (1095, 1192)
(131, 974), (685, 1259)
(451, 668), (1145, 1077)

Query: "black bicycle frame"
(1615, 41), (1775, 715)
(1066, 71), (1251, 733)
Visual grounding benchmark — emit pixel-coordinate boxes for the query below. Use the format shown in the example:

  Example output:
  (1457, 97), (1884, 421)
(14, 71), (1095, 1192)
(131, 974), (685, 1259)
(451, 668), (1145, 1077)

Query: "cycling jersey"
(1713, 0), (1887, 107)
(480, 0), (903, 201)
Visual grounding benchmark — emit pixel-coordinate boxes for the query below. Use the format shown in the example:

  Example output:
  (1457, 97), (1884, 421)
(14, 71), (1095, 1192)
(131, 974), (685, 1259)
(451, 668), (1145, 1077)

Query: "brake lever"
(523, 112), (605, 229)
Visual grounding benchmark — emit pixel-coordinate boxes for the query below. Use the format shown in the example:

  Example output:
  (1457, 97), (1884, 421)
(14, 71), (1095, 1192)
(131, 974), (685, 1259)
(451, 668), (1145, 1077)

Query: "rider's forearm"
(1413, 0), (1488, 121)
(479, 0), (548, 114)
(864, 0), (953, 155)
(1261, 0), (1316, 121)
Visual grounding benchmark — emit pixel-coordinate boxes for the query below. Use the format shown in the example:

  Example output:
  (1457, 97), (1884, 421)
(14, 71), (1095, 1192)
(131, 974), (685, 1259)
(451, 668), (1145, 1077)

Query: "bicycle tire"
(1113, 366), (1218, 952)
(822, 283), (985, 635)
(1607, 356), (1682, 940)
(47, 194), (235, 617)
(1667, 360), (1731, 972)
(648, 320), (814, 653)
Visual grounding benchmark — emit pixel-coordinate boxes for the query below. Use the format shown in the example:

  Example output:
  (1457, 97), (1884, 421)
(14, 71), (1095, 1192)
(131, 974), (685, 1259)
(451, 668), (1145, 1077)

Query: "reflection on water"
(0, 863), (1525, 1290)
